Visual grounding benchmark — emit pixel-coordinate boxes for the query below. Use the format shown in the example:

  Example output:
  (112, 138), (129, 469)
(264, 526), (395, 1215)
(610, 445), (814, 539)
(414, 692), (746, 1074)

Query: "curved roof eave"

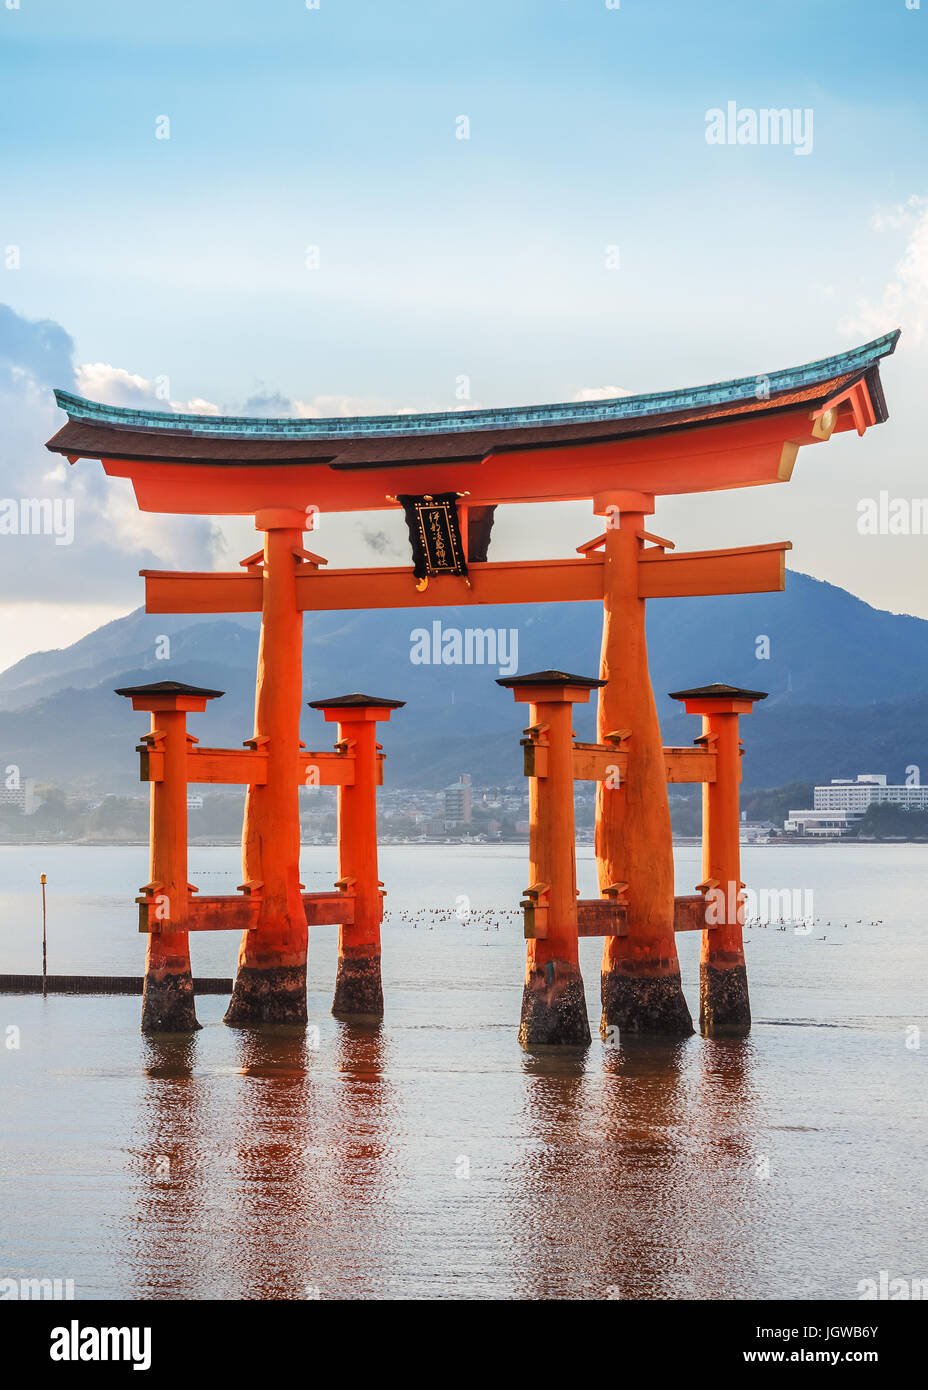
(49, 330), (900, 445)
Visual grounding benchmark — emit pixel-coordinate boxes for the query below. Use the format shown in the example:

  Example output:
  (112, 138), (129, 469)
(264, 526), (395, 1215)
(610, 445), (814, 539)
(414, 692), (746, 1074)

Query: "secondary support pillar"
(594, 492), (693, 1036)
(226, 508), (310, 1027)
(116, 680), (223, 1033)
(308, 693), (405, 1021)
(499, 670), (603, 1047)
(669, 683), (767, 1036)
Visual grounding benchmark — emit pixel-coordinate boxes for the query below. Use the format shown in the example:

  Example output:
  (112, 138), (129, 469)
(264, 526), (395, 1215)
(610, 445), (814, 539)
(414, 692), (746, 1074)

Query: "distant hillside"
(1, 570), (926, 792)
(0, 610), (259, 711)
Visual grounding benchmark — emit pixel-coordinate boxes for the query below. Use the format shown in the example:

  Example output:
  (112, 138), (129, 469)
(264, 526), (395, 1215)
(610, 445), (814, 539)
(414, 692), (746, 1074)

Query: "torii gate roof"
(45, 330), (898, 514)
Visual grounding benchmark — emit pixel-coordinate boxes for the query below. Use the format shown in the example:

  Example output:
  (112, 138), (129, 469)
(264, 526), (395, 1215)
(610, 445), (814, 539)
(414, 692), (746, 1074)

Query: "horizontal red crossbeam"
(577, 898), (626, 937)
(295, 557), (608, 609)
(137, 744), (370, 787)
(141, 541), (789, 616)
(302, 890), (357, 926)
(142, 570), (264, 614)
(141, 556), (607, 613)
(673, 894), (710, 932)
(638, 541), (789, 599)
(663, 747), (718, 784)
(572, 743), (627, 783)
(138, 889), (356, 933)
(523, 893), (713, 940)
(522, 741), (716, 784)
(523, 897), (628, 939)
(137, 893), (260, 934)
(189, 747), (267, 784)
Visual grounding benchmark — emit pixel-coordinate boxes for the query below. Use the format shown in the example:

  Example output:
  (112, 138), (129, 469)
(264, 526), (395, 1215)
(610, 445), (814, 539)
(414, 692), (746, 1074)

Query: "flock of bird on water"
(200, 876), (886, 940)
(378, 906), (887, 941)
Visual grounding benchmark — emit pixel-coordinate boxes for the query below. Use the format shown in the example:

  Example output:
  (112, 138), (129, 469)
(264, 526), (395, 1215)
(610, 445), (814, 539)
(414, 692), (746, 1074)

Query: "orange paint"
(225, 512), (309, 1026)
(310, 696), (403, 1019)
(637, 541), (789, 600)
(138, 540), (790, 617)
(702, 710), (745, 958)
(595, 492), (693, 1036)
(95, 400), (848, 516)
(670, 685), (766, 1034)
(526, 699), (581, 973)
(502, 673), (600, 1046)
(116, 682), (221, 1032)
(146, 705), (194, 1029)
(335, 715), (381, 962)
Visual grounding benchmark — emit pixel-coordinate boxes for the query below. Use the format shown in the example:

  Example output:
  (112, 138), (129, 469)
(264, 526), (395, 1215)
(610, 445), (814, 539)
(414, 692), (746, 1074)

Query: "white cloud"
(75, 362), (221, 415)
(292, 394), (401, 418)
(75, 362), (154, 405)
(573, 385), (632, 401)
(77, 370), (439, 423)
(871, 194), (926, 234)
(0, 312), (217, 635)
(842, 196), (928, 345)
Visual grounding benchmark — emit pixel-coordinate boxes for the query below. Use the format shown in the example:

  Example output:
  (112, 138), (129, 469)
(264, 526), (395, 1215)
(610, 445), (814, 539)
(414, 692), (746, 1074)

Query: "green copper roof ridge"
(52, 329), (900, 442)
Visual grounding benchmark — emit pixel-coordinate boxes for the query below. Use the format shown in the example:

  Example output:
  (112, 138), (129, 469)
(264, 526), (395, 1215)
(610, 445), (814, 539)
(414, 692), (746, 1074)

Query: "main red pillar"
(308, 693), (404, 1020)
(226, 508), (309, 1027)
(670, 684), (766, 1035)
(116, 679), (223, 1033)
(594, 490), (693, 1037)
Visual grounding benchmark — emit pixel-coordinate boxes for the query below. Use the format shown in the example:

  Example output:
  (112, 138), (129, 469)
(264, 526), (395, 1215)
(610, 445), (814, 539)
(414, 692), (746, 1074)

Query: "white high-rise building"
(0, 778), (38, 814)
(786, 773), (928, 836)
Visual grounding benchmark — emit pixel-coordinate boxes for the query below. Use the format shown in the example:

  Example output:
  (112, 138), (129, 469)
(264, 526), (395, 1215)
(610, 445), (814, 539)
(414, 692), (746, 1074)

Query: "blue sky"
(1, 0), (927, 663)
(3, 0), (926, 402)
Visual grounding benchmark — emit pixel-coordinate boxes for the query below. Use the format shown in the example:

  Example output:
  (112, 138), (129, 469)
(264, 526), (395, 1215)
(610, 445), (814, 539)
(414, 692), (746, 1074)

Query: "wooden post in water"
(115, 679), (224, 1033)
(669, 683), (767, 1036)
(499, 670), (606, 1047)
(308, 693), (405, 1020)
(40, 873), (47, 998)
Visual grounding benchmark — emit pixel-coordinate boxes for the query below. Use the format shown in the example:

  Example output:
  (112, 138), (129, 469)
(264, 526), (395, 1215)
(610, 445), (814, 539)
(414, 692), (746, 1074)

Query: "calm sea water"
(0, 843), (925, 1300)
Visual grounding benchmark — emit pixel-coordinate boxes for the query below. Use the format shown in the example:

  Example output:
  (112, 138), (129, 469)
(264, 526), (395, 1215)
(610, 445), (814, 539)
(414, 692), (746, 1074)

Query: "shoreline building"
(785, 774), (928, 837)
(0, 778), (38, 815)
(444, 774), (473, 827)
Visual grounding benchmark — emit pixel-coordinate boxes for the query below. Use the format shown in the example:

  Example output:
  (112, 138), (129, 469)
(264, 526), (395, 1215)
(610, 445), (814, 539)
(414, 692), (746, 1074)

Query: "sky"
(1, 0), (927, 667)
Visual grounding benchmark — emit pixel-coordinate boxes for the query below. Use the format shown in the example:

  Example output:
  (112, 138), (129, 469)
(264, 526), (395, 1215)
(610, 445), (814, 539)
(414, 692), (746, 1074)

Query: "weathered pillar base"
(332, 953), (384, 1021)
(601, 969), (694, 1038)
(141, 971), (201, 1034)
(699, 960), (751, 1036)
(519, 964), (591, 1047)
(224, 965), (307, 1027)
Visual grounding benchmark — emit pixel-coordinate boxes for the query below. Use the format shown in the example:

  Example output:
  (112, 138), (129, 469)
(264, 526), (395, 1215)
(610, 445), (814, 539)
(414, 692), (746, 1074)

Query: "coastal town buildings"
(785, 773), (928, 837)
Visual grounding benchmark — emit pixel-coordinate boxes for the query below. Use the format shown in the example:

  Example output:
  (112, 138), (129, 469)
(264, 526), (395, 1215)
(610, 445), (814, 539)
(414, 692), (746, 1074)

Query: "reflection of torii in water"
(46, 330), (899, 1041)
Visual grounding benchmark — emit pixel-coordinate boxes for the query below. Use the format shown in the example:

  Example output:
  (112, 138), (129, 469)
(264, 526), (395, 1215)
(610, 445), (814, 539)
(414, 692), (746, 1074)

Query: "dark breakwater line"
(0, 974), (232, 996)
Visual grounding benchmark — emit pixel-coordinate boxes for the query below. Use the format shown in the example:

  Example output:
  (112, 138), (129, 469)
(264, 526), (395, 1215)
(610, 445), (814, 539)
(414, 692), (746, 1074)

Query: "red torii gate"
(46, 330), (898, 1041)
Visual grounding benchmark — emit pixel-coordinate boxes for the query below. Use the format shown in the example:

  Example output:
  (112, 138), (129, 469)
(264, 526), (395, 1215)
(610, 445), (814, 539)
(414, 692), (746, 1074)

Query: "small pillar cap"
(115, 680), (225, 699)
(497, 669), (606, 690)
(668, 683), (767, 702)
(307, 692), (405, 709)
(498, 669), (605, 705)
(115, 679), (224, 714)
